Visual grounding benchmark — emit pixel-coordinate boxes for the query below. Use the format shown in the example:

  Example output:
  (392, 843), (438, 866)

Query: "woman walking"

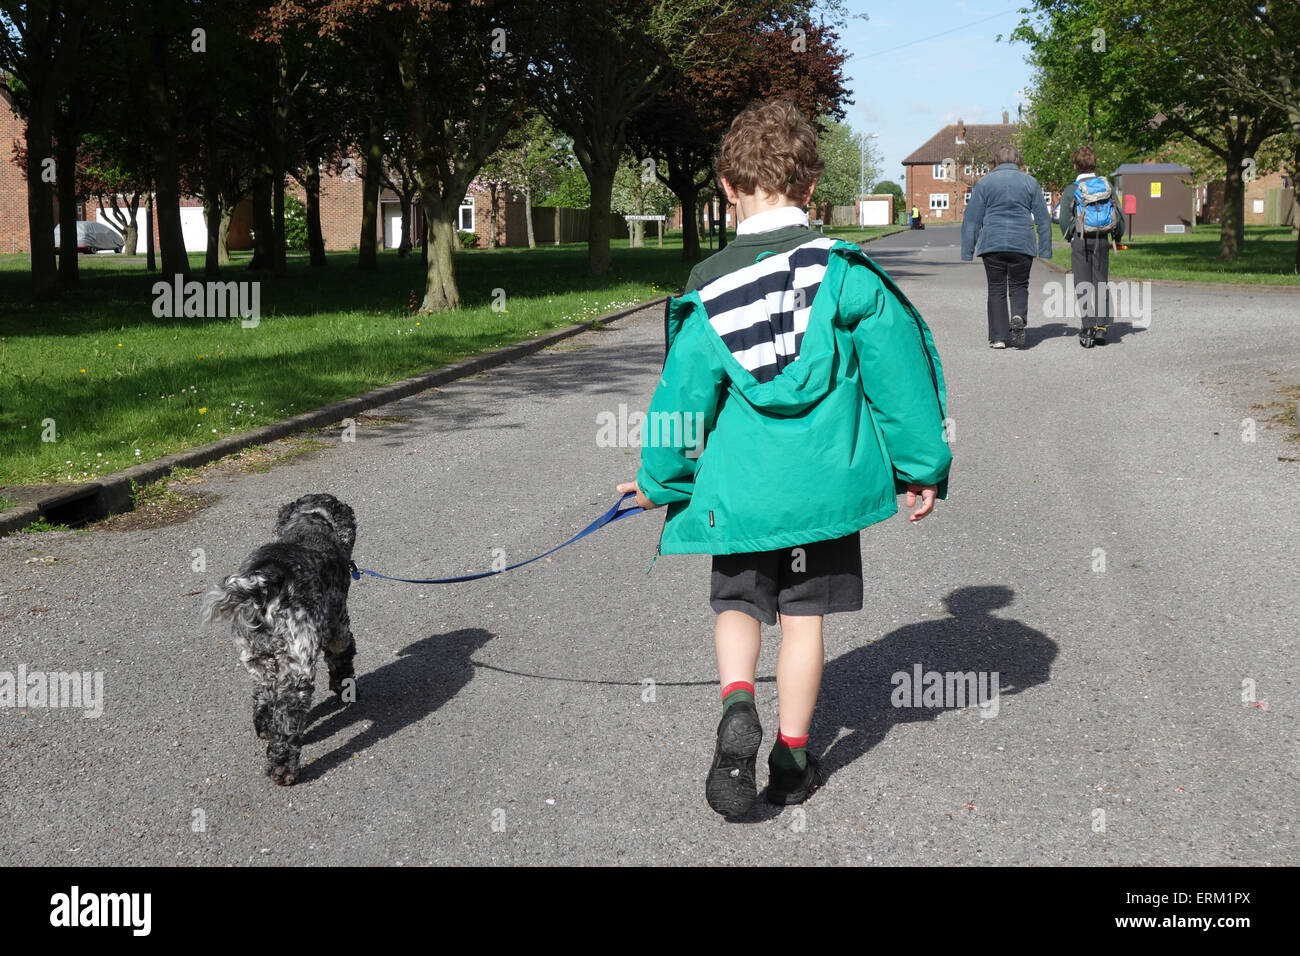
(960, 144), (1054, 348)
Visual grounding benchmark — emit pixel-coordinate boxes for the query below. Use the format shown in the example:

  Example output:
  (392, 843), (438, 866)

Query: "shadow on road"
(1024, 320), (1148, 348)
(813, 585), (1057, 780)
(296, 627), (493, 784)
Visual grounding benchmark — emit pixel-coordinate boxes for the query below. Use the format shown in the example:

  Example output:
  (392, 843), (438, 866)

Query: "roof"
(902, 124), (1018, 165)
(1112, 163), (1192, 174)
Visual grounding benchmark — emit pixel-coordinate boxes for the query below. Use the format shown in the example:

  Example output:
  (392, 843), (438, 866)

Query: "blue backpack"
(1074, 176), (1120, 236)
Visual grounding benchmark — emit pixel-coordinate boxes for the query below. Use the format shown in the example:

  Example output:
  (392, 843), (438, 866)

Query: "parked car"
(54, 221), (124, 254)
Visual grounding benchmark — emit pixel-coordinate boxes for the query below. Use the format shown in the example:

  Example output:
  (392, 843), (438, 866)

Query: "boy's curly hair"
(716, 99), (824, 203)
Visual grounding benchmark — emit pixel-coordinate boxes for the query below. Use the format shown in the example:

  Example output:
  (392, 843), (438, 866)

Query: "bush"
(458, 230), (479, 249)
(283, 194), (308, 250)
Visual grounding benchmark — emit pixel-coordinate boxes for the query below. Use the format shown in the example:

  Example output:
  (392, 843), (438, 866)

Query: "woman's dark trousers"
(981, 251), (1033, 344)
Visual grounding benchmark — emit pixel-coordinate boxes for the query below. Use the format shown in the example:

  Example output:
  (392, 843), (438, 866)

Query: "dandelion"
(79, 368), (86, 374)
(198, 407), (208, 414)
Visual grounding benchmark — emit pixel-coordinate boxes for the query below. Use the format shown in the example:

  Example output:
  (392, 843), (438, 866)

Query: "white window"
(963, 164), (973, 176)
(976, 164), (989, 175)
(929, 193), (949, 210)
(932, 163), (948, 180)
(964, 192), (972, 205)
(458, 196), (474, 231)
(1043, 191), (1052, 207)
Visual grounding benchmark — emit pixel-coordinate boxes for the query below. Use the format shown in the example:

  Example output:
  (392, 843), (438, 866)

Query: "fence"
(531, 206), (630, 244)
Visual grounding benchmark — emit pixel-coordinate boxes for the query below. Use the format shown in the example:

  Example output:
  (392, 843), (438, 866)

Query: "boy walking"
(618, 100), (952, 818)
(1059, 146), (1124, 347)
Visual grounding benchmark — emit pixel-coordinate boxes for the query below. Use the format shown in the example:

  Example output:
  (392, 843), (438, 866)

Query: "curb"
(0, 294), (670, 538)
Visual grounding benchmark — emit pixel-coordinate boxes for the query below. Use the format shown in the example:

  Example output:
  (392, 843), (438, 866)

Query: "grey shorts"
(710, 532), (864, 625)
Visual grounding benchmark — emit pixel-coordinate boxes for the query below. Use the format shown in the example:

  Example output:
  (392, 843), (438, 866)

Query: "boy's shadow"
(816, 585), (1056, 777)
(294, 628), (493, 784)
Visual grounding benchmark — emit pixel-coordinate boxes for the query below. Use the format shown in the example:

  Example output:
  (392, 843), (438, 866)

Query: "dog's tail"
(201, 573), (270, 631)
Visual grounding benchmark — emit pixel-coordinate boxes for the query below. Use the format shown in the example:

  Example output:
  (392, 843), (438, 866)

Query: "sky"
(836, 2), (1037, 188)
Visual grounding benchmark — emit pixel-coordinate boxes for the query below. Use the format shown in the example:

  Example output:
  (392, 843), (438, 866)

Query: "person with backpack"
(960, 144), (1055, 349)
(1059, 146), (1124, 347)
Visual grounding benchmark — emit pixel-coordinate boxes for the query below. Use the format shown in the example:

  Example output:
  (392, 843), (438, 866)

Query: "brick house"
(902, 114), (1058, 225)
(1, 86), (525, 255)
(1199, 169), (1294, 226)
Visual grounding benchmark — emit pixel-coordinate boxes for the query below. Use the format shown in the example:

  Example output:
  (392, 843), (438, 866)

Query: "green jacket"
(637, 237), (952, 555)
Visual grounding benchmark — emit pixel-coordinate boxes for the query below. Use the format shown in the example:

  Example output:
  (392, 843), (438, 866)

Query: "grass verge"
(1050, 225), (1300, 285)
(0, 244), (684, 486)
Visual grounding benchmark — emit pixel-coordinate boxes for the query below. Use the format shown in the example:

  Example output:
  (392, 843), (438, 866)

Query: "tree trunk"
(116, 195), (140, 255)
(488, 185), (499, 247)
(677, 186), (699, 262)
(55, 133), (80, 286)
(358, 119), (382, 270)
(397, 193), (413, 257)
(146, 189), (156, 271)
(272, 174), (287, 277)
(249, 174), (273, 270)
(420, 212), (461, 312)
(203, 191), (222, 277)
(25, 107), (59, 300)
(1219, 149), (1246, 261)
(587, 164), (616, 275)
(218, 204), (233, 265)
(524, 185), (536, 249)
(154, 149), (189, 278)
(716, 187), (728, 251)
(305, 155), (326, 267)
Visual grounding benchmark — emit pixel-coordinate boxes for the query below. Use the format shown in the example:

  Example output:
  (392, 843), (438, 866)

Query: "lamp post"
(858, 132), (879, 226)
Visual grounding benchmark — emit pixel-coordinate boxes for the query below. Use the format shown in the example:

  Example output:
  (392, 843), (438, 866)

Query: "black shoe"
(1093, 325), (1108, 345)
(1079, 326), (1096, 348)
(705, 701), (762, 818)
(1009, 314), (1026, 348)
(765, 751), (825, 806)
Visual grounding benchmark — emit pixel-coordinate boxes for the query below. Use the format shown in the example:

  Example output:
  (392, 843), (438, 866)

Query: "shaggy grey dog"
(202, 494), (357, 785)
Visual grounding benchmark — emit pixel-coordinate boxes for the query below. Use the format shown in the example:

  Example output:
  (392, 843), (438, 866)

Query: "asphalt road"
(2, 226), (1297, 865)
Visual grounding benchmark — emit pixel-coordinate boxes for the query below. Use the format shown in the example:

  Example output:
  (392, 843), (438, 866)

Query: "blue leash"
(350, 492), (646, 585)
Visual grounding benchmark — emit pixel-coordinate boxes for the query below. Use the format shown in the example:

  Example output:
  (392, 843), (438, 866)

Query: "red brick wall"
(1, 97), (31, 253)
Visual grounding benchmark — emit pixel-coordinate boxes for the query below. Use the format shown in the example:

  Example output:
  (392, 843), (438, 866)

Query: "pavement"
(2, 225), (1297, 866)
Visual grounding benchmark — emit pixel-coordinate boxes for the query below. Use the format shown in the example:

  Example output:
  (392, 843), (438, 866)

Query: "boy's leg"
(775, 613), (824, 738)
(707, 555), (777, 818)
(715, 609), (762, 692)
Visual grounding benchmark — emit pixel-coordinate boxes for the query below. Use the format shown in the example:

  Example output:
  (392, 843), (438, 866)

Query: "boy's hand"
(905, 484), (937, 522)
(617, 480), (658, 511)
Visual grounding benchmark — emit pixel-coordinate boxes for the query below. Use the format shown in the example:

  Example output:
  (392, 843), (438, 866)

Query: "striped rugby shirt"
(684, 212), (834, 385)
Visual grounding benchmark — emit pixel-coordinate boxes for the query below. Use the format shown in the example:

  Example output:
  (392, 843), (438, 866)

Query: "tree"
(537, 0), (728, 275)
(629, 3), (851, 261)
(1, 0), (91, 299)
(1012, 0), (1289, 259)
(812, 118), (879, 208)
(480, 111), (566, 249)
(284, 0), (546, 311)
(610, 154), (676, 245)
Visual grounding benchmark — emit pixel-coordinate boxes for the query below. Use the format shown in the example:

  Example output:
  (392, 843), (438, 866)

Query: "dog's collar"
(349, 560), (361, 581)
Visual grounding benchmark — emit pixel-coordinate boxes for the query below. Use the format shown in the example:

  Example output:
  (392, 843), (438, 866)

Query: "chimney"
(1003, 109), (1010, 124)
(956, 119), (966, 143)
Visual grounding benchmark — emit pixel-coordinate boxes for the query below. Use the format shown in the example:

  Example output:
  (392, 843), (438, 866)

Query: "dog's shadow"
(295, 628), (493, 784)
(740, 585), (1057, 822)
